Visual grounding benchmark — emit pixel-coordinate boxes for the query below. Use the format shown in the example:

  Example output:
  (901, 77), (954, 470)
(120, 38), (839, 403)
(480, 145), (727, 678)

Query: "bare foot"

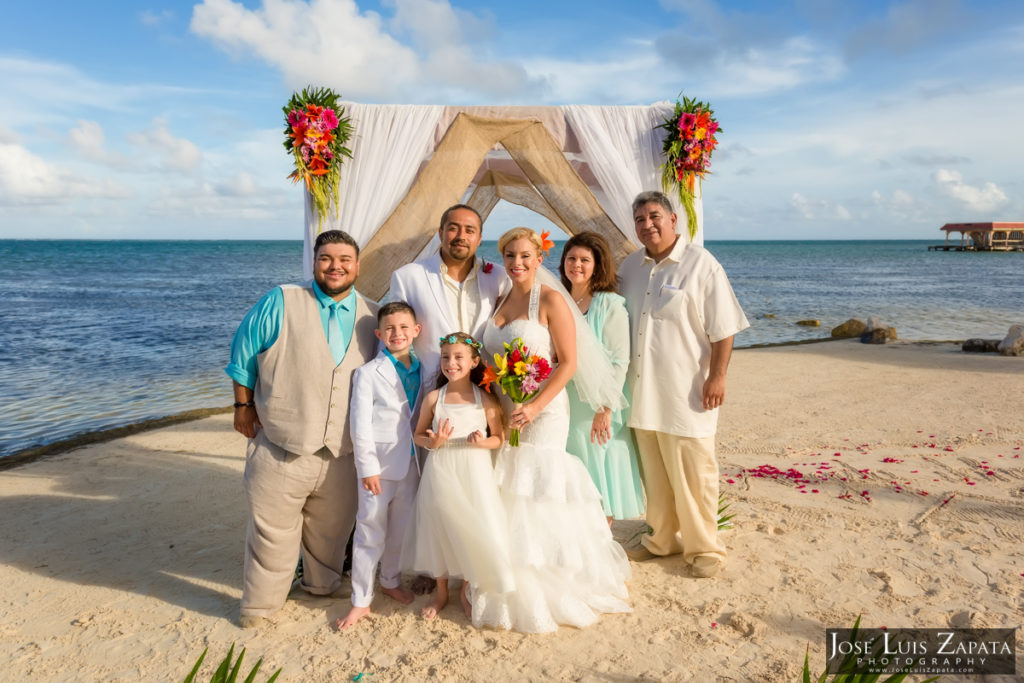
(421, 580), (448, 619)
(334, 605), (371, 631)
(380, 585), (414, 605)
(410, 574), (436, 595)
(606, 516), (613, 527)
(459, 582), (472, 620)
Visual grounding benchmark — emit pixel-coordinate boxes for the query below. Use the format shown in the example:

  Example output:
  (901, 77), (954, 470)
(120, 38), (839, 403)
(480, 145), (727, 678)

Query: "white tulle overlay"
(533, 267), (627, 413)
(402, 386), (516, 599)
(478, 281), (632, 633)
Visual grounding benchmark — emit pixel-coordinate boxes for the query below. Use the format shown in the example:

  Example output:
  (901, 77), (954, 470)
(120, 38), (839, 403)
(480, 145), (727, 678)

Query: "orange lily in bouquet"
(282, 86), (353, 231)
(479, 338), (552, 446)
(657, 95), (721, 241)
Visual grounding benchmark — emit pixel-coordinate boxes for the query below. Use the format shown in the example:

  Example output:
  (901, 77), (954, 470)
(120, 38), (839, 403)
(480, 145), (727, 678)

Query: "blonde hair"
(497, 227), (543, 255)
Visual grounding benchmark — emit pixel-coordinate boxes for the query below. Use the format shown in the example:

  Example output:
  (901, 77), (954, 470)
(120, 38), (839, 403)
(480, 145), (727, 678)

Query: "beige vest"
(255, 284), (379, 457)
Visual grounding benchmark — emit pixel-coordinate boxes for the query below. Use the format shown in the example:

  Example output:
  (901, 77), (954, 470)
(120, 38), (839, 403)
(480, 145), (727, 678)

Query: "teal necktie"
(328, 303), (344, 365)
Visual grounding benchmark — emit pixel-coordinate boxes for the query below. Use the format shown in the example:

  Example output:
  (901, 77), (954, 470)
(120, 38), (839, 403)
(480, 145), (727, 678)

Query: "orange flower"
(539, 230), (556, 256)
(478, 363), (498, 392)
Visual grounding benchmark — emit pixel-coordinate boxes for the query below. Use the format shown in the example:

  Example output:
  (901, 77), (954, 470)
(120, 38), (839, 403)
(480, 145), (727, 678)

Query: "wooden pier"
(929, 222), (1024, 252)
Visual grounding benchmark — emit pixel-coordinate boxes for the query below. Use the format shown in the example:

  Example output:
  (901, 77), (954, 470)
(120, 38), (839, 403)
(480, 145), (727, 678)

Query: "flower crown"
(439, 334), (482, 350)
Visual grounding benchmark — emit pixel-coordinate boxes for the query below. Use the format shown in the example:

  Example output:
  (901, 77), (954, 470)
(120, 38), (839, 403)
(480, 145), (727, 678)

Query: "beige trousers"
(241, 430), (358, 617)
(634, 429), (725, 564)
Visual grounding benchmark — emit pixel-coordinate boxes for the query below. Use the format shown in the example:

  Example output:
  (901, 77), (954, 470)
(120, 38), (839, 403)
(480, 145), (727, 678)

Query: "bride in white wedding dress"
(475, 227), (632, 633)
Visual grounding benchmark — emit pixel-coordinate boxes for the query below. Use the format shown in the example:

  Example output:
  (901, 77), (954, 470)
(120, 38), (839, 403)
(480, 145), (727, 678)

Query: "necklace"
(574, 292), (590, 306)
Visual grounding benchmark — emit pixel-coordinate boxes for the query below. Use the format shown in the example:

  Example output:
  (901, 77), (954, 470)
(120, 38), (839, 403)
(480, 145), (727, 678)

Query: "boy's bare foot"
(421, 580), (448, 619)
(335, 605), (371, 630)
(411, 575), (436, 595)
(380, 585), (414, 605)
(459, 582), (472, 620)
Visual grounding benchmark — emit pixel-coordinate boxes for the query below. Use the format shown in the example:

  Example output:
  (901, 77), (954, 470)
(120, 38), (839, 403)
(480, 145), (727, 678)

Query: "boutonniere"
(482, 260), (494, 274)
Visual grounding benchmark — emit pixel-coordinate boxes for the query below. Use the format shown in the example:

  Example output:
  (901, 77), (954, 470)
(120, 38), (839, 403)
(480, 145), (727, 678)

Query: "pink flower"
(521, 375), (539, 394)
(320, 108), (339, 130)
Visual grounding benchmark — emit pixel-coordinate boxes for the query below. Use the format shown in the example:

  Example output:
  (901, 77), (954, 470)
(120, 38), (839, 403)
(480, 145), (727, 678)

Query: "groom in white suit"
(388, 204), (508, 391)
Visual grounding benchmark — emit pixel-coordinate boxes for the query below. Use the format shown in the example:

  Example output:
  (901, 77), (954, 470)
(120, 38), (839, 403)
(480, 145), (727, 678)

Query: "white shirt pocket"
(653, 284), (688, 320)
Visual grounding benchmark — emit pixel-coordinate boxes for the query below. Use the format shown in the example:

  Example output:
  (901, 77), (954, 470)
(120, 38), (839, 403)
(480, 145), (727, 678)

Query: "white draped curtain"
(562, 103), (703, 246)
(302, 102), (706, 277)
(303, 103), (444, 279)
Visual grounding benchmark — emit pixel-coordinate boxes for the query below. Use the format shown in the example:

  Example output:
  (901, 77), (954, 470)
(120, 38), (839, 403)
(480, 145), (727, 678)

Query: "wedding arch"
(301, 103), (704, 299)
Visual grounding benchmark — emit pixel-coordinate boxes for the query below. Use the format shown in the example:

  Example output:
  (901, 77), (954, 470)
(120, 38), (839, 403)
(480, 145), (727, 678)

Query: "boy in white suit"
(336, 302), (422, 630)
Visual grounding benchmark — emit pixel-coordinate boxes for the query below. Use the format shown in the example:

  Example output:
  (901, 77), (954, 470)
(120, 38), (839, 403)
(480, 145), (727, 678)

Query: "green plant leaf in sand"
(184, 644), (282, 683)
(717, 492), (735, 530)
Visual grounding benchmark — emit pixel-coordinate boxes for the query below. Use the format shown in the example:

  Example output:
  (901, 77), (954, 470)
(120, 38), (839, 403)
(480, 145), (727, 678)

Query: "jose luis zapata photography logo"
(825, 626), (1016, 676)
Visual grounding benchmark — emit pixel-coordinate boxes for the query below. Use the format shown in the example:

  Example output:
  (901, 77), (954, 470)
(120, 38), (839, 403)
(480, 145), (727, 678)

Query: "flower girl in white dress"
(403, 332), (515, 621)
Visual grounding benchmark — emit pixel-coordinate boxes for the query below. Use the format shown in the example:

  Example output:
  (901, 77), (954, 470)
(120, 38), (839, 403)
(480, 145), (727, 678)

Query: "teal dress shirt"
(225, 282), (357, 390)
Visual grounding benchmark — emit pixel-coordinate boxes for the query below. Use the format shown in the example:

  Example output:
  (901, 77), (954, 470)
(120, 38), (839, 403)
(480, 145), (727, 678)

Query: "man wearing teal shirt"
(226, 230), (379, 628)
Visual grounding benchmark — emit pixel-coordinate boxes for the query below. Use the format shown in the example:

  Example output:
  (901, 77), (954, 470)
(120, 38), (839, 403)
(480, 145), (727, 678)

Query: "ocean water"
(0, 239), (1020, 457)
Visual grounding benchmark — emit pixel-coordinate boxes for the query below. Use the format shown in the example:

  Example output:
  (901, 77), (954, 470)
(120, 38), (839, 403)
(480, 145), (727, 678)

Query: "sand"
(1, 341), (1021, 681)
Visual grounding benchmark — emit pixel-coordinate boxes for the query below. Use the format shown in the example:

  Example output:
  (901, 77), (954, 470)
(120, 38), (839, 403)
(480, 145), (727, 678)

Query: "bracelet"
(233, 401), (255, 408)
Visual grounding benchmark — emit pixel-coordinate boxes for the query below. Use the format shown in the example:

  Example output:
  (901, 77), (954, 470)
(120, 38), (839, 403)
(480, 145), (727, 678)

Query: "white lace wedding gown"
(476, 281), (631, 633)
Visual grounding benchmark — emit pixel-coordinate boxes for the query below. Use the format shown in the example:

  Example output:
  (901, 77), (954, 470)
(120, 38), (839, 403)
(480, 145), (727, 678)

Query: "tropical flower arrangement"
(657, 95), (721, 241)
(479, 337), (552, 446)
(282, 86), (353, 231)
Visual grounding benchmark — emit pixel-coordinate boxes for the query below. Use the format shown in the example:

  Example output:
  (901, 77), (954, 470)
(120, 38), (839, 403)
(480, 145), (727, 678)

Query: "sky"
(1, 0), (1022, 241)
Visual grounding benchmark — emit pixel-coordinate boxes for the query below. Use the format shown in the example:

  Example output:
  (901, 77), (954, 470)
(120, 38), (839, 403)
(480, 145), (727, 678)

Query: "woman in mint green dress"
(558, 232), (645, 522)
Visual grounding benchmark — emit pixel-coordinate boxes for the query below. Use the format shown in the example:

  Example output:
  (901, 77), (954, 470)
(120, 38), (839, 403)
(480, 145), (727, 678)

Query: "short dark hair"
(377, 300), (417, 324)
(314, 230), (360, 258)
(558, 231), (618, 294)
(631, 191), (673, 217)
(439, 204), (482, 231)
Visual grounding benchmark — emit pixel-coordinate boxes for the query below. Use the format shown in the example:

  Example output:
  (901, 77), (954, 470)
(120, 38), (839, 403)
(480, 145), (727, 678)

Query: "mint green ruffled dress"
(566, 292), (645, 519)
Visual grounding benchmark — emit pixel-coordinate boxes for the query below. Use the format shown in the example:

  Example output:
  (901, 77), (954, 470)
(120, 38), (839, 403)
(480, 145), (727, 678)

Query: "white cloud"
(140, 9), (174, 26)
(845, 0), (965, 58)
(707, 37), (845, 97)
(68, 120), (133, 168)
(190, 0), (543, 101)
(0, 142), (131, 205)
(127, 119), (202, 172)
(934, 169), (1008, 213)
(789, 192), (851, 221)
(212, 171), (261, 197)
(0, 124), (19, 144)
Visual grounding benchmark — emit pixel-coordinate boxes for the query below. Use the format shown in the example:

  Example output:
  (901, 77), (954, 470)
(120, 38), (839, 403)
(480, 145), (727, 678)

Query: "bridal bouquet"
(481, 338), (552, 446)
(282, 86), (353, 231)
(657, 95), (721, 241)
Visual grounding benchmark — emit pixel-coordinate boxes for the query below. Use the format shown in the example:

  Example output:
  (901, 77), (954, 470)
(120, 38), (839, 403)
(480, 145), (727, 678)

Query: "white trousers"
(350, 463), (420, 608)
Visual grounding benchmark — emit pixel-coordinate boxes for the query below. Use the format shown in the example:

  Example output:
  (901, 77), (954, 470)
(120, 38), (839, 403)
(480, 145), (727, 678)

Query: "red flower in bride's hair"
(482, 260), (494, 274)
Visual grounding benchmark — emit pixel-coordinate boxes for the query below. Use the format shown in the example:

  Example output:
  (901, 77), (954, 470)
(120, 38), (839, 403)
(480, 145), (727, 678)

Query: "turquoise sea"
(0, 239), (1020, 458)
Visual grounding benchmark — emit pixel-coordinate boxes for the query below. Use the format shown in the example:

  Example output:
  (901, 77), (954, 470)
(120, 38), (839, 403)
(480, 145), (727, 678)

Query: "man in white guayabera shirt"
(618, 191), (749, 579)
(226, 230), (379, 627)
(387, 204), (509, 393)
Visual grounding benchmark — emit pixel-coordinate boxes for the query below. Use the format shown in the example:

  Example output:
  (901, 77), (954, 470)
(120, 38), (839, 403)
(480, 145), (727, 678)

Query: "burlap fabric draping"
(466, 170), (572, 236)
(356, 113), (629, 300)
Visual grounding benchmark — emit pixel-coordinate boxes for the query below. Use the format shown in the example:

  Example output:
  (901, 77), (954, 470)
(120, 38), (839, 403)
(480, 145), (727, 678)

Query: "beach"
(1, 341), (1021, 681)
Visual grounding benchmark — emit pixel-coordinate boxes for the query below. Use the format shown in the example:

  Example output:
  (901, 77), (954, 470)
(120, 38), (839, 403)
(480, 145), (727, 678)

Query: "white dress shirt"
(619, 235), (749, 438)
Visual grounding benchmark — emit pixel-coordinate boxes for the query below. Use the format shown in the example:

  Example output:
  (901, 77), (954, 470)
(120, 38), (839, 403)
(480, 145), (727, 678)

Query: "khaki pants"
(634, 429), (725, 564)
(241, 430), (358, 618)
